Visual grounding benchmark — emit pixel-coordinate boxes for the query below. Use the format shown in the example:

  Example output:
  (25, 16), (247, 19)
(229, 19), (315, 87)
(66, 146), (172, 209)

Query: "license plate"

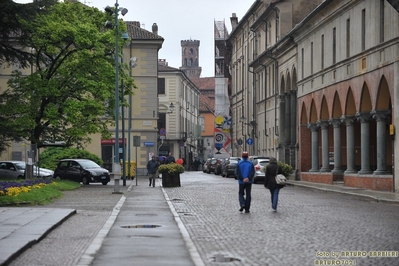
(101, 176), (106, 179)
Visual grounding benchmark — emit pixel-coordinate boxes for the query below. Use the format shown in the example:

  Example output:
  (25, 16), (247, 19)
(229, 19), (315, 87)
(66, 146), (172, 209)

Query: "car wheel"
(82, 177), (90, 185)
(102, 182), (108, 185)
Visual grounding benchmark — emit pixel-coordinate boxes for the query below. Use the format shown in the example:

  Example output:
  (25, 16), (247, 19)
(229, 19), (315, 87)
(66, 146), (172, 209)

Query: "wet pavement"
(2, 172), (399, 266)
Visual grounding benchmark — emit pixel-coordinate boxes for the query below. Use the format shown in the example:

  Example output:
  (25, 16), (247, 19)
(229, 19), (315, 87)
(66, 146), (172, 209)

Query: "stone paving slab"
(0, 208), (76, 266)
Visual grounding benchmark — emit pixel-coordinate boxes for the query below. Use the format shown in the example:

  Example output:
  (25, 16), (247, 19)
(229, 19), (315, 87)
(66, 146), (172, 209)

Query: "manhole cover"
(121, 225), (161, 228)
(171, 198), (184, 202)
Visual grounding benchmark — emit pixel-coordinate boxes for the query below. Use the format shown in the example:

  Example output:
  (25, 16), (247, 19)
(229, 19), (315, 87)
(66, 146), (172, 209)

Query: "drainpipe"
(248, 66), (256, 156)
(261, 63), (268, 138)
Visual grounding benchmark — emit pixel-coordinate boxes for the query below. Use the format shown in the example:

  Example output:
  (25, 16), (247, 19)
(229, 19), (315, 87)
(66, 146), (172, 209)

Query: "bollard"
(112, 173), (123, 194)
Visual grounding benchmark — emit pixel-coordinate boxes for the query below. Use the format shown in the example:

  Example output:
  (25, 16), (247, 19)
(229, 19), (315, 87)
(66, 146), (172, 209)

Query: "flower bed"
(0, 179), (54, 197)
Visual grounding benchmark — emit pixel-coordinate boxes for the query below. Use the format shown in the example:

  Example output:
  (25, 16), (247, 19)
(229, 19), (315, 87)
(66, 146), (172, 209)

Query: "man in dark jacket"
(235, 151), (255, 213)
(147, 155), (159, 187)
(166, 152), (175, 164)
(264, 157), (284, 212)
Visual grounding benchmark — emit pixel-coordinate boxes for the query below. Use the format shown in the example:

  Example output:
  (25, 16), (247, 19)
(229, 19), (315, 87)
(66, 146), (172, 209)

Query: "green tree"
(0, 0), (57, 68)
(0, 1), (136, 150)
(39, 147), (103, 170)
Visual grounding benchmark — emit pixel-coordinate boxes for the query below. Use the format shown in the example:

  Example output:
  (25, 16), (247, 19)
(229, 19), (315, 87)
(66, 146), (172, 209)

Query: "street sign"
(159, 128), (166, 136)
(246, 138), (253, 145)
(237, 139), (243, 145)
(133, 136), (141, 147)
(160, 136), (166, 140)
(144, 142), (154, 146)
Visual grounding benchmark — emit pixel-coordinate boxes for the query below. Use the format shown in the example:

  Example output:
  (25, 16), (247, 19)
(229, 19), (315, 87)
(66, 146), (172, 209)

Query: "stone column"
(279, 95), (286, 146)
(318, 120), (330, 172)
(356, 112), (372, 174)
(371, 110), (390, 175)
(329, 118), (343, 173)
(290, 90), (297, 146)
(284, 92), (291, 145)
(341, 115), (357, 173)
(308, 123), (319, 172)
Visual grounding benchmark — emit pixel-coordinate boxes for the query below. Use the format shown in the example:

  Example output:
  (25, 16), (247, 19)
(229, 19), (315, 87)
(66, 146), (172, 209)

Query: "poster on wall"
(214, 115), (231, 158)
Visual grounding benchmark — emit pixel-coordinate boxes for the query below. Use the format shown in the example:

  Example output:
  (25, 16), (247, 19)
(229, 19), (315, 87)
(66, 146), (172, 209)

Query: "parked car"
(53, 159), (110, 185)
(221, 157), (240, 178)
(0, 161), (54, 179)
(214, 158), (226, 175)
(249, 155), (270, 163)
(207, 158), (217, 174)
(253, 158), (270, 184)
(203, 158), (212, 173)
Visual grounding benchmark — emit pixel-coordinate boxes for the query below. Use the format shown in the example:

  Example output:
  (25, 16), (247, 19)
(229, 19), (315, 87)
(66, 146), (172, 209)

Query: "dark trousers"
(238, 183), (252, 210)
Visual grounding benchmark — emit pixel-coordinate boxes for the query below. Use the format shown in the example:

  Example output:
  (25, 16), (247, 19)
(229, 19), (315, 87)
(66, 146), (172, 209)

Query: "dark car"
(221, 157), (240, 178)
(53, 159), (110, 185)
(214, 158), (226, 175)
(207, 158), (217, 174)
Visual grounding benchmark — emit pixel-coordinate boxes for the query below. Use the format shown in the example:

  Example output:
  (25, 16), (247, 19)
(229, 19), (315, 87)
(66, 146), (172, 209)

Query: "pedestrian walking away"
(264, 157), (285, 212)
(193, 158), (201, 171)
(235, 151), (255, 213)
(166, 152), (175, 164)
(147, 155), (159, 187)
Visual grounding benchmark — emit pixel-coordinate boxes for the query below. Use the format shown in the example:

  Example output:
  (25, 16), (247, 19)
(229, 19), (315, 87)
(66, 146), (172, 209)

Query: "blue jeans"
(269, 188), (280, 210)
(239, 183), (252, 210)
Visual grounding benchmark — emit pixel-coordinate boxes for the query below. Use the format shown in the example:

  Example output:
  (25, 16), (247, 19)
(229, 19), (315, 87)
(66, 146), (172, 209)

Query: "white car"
(0, 161), (54, 179)
(253, 158), (270, 184)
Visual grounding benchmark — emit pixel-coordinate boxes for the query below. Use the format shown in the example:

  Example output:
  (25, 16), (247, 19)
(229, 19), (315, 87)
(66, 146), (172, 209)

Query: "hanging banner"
(214, 115), (232, 158)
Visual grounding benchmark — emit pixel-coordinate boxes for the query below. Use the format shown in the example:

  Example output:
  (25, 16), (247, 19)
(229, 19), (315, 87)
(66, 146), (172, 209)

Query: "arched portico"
(299, 73), (394, 191)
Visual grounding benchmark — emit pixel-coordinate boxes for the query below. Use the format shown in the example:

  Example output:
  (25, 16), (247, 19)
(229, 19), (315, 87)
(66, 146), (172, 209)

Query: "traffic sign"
(246, 138), (253, 145)
(159, 128), (166, 136)
(144, 142), (154, 146)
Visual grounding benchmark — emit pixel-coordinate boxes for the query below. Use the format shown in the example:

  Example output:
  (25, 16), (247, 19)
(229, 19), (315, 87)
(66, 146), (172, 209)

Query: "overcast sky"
(15, 0), (254, 77)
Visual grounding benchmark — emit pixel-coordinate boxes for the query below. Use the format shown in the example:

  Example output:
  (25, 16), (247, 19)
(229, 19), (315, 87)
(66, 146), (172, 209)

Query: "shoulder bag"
(275, 165), (287, 185)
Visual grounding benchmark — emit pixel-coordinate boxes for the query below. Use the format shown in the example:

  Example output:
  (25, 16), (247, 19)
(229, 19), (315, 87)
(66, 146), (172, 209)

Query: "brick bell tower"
(180, 39), (202, 78)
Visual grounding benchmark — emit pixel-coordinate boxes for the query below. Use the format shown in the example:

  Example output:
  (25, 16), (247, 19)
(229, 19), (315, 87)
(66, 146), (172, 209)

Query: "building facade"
(294, 0), (398, 191)
(158, 60), (201, 170)
(229, 0), (398, 192)
(85, 21), (164, 175)
(227, 0), (321, 161)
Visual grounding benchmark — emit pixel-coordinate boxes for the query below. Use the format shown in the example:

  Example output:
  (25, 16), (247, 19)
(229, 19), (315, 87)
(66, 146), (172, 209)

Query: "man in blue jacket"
(235, 151), (255, 213)
(147, 155), (159, 187)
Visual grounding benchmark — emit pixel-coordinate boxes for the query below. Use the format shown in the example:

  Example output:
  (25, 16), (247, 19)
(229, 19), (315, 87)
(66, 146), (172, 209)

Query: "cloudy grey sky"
(15, 0), (254, 77)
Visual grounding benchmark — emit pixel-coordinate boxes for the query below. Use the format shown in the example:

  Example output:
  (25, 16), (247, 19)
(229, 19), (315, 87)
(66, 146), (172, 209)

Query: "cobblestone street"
(165, 172), (399, 266)
(8, 172), (399, 266)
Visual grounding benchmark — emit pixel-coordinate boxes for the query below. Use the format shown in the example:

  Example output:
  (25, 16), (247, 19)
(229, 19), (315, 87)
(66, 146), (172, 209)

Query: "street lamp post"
(105, 1), (128, 192)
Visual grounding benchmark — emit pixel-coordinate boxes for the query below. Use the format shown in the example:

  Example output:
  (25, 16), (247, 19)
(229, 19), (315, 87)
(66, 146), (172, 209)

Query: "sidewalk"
(1, 176), (399, 266)
(287, 180), (399, 204)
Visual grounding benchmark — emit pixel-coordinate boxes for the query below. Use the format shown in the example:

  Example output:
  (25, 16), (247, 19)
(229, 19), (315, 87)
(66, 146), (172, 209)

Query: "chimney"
(230, 13), (238, 31)
(152, 23), (158, 36)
